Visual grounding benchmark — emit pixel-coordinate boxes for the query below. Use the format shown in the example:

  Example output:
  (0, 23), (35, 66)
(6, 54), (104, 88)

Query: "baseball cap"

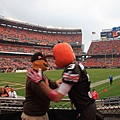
(31, 52), (47, 63)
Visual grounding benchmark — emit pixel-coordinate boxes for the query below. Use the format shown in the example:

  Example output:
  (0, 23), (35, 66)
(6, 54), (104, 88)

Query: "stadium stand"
(0, 15), (82, 72)
(83, 40), (120, 68)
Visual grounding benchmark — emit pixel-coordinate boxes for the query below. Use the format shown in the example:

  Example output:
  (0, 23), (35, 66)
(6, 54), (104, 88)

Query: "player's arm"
(38, 81), (72, 102)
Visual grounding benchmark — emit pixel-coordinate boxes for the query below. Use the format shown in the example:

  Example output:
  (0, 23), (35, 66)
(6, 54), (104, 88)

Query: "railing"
(96, 96), (120, 114)
(0, 97), (25, 113)
(0, 96), (120, 114)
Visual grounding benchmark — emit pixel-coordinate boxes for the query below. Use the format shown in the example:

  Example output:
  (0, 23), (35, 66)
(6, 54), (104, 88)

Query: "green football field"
(0, 68), (120, 99)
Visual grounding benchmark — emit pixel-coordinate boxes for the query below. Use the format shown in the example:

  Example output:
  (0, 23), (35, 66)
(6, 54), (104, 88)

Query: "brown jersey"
(62, 63), (95, 113)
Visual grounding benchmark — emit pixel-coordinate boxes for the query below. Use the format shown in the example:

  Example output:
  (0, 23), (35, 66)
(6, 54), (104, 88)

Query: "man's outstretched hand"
(27, 68), (43, 83)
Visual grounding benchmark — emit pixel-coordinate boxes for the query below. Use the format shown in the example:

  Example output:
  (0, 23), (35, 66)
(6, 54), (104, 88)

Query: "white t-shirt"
(8, 91), (17, 98)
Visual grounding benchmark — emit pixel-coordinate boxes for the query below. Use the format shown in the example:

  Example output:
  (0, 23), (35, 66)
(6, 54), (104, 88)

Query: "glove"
(27, 68), (43, 83)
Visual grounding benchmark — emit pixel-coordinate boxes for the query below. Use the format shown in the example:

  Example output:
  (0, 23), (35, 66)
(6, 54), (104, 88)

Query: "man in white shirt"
(8, 87), (17, 98)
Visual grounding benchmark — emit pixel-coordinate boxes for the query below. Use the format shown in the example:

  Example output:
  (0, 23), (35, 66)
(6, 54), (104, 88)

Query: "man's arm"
(38, 81), (72, 102)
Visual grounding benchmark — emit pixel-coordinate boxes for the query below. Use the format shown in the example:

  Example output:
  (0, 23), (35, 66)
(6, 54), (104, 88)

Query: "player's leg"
(78, 103), (96, 120)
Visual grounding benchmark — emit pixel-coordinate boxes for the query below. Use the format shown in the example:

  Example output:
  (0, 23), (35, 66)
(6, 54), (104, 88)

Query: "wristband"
(49, 90), (58, 100)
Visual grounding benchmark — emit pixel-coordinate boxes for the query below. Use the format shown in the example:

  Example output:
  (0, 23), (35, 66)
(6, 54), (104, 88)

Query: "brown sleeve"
(44, 74), (58, 89)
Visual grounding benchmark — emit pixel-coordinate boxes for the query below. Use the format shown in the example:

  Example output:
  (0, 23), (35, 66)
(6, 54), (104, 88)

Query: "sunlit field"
(0, 68), (120, 99)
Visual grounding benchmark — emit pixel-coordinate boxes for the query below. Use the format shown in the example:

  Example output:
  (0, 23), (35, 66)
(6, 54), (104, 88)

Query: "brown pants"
(21, 112), (49, 120)
(78, 103), (96, 120)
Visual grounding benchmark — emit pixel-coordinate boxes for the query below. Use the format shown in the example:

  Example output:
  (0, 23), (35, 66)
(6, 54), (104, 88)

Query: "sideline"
(90, 75), (120, 88)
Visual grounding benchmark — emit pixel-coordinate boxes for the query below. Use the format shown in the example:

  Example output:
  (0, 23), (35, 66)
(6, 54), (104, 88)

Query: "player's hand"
(56, 78), (62, 86)
(27, 68), (43, 83)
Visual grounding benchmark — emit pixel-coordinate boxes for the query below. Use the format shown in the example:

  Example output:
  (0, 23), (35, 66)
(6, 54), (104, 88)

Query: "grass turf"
(0, 68), (120, 99)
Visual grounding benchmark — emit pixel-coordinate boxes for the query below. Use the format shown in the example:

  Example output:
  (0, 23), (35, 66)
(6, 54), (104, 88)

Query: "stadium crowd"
(0, 19), (120, 73)
(0, 25), (83, 72)
(83, 57), (120, 68)
(83, 40), (120, 68)
(87, 40), (120, 55)
(0, 26), (82, 45)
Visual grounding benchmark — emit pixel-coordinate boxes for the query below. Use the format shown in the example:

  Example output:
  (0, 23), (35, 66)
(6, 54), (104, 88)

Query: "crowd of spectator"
(0, 85), (17, 98)
(87, 40), (120, 55)
(0, 43), (52, 55)
(0, 26), (82, 45)
(83, 56), (120, 68)
(0, 25), (82, 72)
(0, 55), (31, 72)
(0, 54), (57, 72)
(84, 39), (120, 68)
(0, 25), (120, 70)
(0, 43), (82, 56)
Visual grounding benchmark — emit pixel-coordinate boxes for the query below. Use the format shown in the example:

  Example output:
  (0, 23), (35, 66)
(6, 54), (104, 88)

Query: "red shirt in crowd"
(91, 90), (98, 100)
